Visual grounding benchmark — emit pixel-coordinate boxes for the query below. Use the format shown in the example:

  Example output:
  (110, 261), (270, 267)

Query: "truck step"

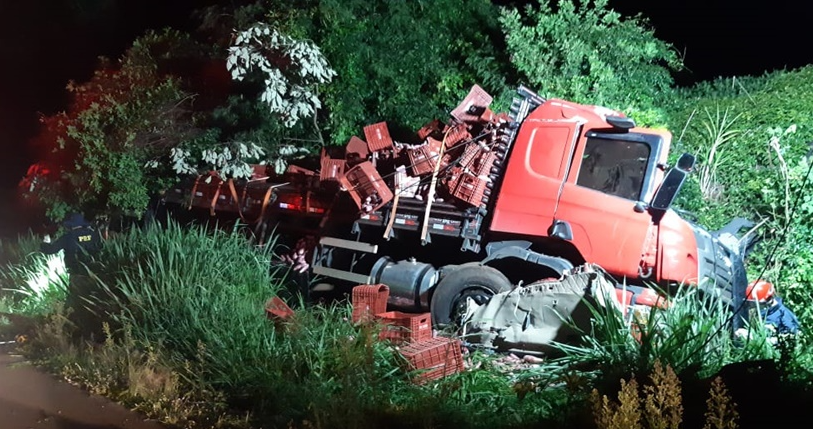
(319, 236), (379, 254)
(311, 265), (371, 285)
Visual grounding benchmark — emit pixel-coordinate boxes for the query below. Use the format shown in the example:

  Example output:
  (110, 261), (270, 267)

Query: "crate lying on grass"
(351, 284), (390, 323)
(265, 296), (295, 330)
(398, 337), (464, 383)
(376, 311), (432, 345)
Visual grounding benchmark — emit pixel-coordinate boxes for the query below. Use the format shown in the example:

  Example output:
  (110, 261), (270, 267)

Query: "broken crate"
(398, 337), (465, 383)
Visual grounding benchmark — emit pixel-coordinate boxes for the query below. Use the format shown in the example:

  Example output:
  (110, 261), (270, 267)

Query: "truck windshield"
(576, 137), (650, 200)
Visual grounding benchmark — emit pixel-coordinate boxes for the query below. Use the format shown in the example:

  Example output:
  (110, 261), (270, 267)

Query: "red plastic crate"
(265, 296), (295, 330)
(407, 137), (444, 176)
(455, 142), (482, 169)
(450, 172), (489, 206)
(443, 123), (471, 147)
(453, 142), (496, 177)
(376, 311), (432, 345)
(451, 85), (493, 123)
(345, 136), (370, 163)
(417, 119), (443, 140)
(320, 150), (346, 182)
(363, 122), (394, 152)
(250, 164), (271, 180)
(470, 150), (497, 176)
(398, 337), (464, 383)
(339, 161), (394, 212)
(478, 107), (496, 123)
(351, 284), (390, 324)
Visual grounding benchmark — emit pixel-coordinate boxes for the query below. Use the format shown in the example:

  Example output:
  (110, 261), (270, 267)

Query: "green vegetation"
(20, 30), (210, 223)
(0, 234), (68, 318)
(664, 67), (813, 328)
(3, 223), (811, 428)
(500, 0), (682, 126)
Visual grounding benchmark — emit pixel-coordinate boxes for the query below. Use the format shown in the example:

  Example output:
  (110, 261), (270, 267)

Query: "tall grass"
(86, 220), (284, 376)
(78, 220), (410, 427)
(515, 284), (777, 390)
(0, 233), (69, 317)
(16, 219), (808, 428)
(67, 220), (581, 428)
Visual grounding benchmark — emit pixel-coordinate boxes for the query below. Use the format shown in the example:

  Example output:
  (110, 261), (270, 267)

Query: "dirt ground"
(0, 343), (166, 429)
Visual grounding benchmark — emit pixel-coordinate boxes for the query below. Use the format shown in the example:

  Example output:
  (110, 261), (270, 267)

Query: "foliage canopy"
(499, 0), (682, 126)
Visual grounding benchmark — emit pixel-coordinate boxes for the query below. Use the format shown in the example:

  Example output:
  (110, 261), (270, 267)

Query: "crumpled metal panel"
(462, 268), (619, 354)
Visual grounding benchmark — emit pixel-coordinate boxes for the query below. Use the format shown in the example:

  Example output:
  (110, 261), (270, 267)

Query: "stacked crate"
(351, 284), (390, 324)
(376, 311), (432, 345)
(444, 143), (496, 207)
(349, 284), (465, 383)
(450, 173), (489, 206)
(443, 123), (472, 147)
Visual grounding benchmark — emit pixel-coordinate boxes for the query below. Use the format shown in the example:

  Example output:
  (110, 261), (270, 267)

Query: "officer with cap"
(41, 212), (103, 274)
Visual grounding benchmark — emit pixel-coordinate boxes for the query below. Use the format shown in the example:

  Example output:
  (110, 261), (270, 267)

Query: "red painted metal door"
(492, 115), (654, 280)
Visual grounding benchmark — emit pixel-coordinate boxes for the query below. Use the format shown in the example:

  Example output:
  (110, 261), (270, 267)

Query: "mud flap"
(461, 267), (621, 355)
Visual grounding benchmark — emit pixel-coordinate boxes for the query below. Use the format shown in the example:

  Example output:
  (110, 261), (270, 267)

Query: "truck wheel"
(430, 265), (512, 328)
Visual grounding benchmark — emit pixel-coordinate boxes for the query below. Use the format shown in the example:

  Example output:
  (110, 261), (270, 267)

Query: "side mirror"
(676, 153), (695, 171)
(650, 153), (694, 211)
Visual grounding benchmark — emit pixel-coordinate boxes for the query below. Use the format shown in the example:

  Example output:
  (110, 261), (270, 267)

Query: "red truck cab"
(491, 98), (690, 284)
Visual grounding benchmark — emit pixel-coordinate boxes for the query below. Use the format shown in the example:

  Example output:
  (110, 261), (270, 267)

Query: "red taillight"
(279, 202), (299, 211)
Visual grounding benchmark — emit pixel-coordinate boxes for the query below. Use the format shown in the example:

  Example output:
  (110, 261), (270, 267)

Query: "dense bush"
(663, 66), (813, 341)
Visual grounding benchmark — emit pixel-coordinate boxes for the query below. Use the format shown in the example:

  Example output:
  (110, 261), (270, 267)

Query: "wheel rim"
(449, 286), (496, 326)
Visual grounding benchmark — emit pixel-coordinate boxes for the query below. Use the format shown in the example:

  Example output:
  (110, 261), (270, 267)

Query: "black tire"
(430, 265), (513, 328)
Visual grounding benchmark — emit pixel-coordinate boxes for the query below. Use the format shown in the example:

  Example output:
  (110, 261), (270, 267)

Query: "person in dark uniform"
(41, 213), (104, 336)
(745, 279), (800, 336)
(41, 213), (103, 274)
(735, 279), (801, 346)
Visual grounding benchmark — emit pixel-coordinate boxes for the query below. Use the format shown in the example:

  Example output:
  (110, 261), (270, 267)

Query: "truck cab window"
(577, 138), (650, 200)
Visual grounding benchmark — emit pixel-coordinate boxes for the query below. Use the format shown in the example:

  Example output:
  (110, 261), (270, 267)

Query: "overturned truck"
(165, 84), (755, 342)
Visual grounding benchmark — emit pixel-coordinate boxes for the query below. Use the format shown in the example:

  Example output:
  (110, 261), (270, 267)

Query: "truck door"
(490, 116), (580, 239)
(491, 117), (665, 280)
(556, 131), (665, 279)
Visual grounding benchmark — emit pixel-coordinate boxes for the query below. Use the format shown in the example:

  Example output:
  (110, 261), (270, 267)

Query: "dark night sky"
(0, 0), (810, 238)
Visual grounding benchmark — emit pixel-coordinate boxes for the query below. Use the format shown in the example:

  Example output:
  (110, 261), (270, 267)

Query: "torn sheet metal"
(461, 266), (621, 355)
